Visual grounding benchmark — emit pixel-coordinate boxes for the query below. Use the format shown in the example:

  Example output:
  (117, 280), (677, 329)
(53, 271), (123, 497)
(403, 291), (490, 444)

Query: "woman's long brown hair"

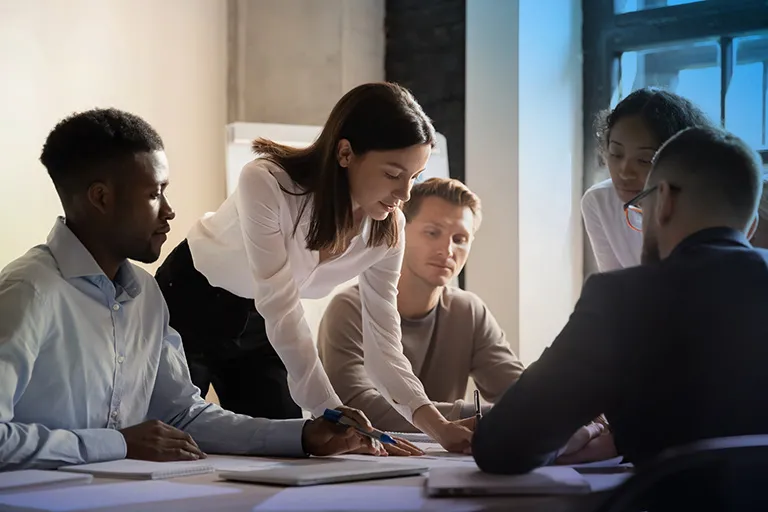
(251, 82), (436, 253)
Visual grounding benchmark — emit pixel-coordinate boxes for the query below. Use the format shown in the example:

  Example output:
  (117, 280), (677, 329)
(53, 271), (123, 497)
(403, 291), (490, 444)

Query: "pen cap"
(323, 408), (343, 422)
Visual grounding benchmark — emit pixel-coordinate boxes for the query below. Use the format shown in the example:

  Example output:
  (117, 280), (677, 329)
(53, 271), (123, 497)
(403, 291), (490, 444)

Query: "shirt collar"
(47, 217), (142, 298)
(669, 226), (750, 258)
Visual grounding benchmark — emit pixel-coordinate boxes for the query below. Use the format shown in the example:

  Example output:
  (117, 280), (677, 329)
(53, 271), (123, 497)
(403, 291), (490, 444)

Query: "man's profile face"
(640, 188), (662, 265)
(109, 150), (175, 264)
(403, 196), (475, 287)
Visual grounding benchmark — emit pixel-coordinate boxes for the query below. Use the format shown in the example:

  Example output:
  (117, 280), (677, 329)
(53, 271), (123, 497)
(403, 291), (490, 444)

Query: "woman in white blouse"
(581, 88), (712, 272)
(155, 82), (473, 453)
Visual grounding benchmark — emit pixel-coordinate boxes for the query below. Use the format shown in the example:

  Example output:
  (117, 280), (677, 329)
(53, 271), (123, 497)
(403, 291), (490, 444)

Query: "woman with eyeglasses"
(581, 88), (712, 272)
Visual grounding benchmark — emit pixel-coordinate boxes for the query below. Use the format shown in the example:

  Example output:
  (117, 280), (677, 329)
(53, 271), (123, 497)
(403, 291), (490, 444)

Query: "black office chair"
(594, 435), (768, 512)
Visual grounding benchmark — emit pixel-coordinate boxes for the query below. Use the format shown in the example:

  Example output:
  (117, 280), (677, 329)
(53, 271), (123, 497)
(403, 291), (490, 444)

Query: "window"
(582, 0), (768, 273)
(615, 0), (703, 15)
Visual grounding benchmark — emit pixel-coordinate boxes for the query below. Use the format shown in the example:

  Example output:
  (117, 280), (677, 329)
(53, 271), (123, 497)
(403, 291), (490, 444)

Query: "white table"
(0, 456), (613, 512)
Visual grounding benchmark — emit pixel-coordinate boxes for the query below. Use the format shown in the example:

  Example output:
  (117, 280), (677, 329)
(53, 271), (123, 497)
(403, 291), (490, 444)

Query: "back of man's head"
(650, 126), (762, 232)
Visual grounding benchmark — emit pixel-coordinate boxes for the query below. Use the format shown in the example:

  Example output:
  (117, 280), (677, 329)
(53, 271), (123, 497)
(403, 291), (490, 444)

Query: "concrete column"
(227, 0), (385, 125)
(466, 0), (583, 364)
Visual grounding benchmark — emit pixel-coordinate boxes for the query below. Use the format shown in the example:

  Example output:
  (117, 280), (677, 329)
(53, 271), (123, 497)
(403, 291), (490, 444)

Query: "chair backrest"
(595, 435), (768, 512)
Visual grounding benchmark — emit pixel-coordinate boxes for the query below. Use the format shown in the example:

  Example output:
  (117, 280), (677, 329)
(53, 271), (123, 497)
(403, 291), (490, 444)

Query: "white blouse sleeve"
(581, 189), (623, 273)
(358, 210), (431, 422)
(234, 164), (342, 417)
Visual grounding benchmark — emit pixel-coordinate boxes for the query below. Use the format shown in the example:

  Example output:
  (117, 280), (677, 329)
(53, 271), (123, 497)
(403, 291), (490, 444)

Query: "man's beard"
(641, 234), (661, 265)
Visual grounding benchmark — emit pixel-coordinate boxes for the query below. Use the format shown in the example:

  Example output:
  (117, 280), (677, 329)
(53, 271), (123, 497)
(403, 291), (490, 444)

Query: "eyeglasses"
(622, 184), (681, 232)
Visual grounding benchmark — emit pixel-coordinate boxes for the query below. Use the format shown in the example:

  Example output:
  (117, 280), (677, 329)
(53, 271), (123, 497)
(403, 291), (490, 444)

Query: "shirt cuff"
(72, 428), (127, 463)
(253, 419), (309, 458)
(309, 395), (344, 419)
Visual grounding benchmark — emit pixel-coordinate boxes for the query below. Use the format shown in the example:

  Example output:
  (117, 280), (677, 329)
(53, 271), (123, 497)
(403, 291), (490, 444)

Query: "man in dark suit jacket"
(472, 126), (768, 478)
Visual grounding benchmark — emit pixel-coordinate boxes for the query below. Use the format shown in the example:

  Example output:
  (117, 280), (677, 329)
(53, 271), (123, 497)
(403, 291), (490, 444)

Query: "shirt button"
(111, 410), (118, 418)
(117, 355), (125, 364)
(112, 303), (120, 311)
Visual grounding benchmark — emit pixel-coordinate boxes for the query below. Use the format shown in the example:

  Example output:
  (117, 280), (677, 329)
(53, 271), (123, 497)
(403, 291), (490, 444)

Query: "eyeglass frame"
(622, 183), (681, 233)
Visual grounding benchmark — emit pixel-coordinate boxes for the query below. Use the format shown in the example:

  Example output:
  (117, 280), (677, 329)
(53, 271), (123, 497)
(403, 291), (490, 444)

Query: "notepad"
(426, 466), (592, 496)
(58, 459), (215, 480)
(0, 470), (93, 493)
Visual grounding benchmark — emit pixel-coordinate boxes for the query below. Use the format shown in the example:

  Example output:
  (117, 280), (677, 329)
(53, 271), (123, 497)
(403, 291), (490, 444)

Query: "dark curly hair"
(595, 88), (713, 161)
(40, 108), (164, 197)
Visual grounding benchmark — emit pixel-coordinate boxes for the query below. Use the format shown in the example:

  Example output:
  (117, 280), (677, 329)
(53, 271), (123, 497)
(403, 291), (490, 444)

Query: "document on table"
(0, 481), (240, 512)
(0, 470), (92, 493)
(204, 454), (290, 472)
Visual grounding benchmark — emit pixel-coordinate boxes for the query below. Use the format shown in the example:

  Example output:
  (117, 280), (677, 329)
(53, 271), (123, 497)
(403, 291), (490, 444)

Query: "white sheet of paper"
(583, 473), (633, 492)
(253, 484), (480, 511)
(334, 454), (477, 469)
(0, 481), (240, 511)
(0, 470), (92, 492)
(204, 455), (288, 472)
(560, 456), (626, 468)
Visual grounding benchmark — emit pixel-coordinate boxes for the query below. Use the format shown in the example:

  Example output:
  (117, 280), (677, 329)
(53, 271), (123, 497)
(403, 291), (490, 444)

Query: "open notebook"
(58, 460), (215, 480)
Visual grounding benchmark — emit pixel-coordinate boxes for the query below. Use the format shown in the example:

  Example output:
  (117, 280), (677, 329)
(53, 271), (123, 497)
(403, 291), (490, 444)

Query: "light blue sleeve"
(0, 279), (126, 470)
(147, 324), (308, 458)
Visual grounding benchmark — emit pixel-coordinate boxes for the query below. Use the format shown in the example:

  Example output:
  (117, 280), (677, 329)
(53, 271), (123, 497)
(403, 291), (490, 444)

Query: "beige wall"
(0, 0), (228, 273)
(227, 0), (385, 125)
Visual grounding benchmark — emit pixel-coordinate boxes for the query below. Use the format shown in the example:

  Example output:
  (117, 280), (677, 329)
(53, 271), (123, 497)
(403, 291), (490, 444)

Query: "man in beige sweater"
(318, 178), (525, 432)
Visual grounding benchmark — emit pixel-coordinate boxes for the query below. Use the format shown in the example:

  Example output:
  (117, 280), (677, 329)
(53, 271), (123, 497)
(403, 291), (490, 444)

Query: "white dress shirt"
(0, 218), (307, 471)
(581, 178), (643, 272)
(187, 159), (431, 421)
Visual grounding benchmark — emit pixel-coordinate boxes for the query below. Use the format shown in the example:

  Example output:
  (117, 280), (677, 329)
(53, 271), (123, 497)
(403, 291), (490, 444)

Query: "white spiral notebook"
(58, 460), (215, 480)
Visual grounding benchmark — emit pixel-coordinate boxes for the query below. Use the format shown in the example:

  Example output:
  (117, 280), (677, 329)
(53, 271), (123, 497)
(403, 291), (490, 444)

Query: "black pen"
(474, 389), (482, 422)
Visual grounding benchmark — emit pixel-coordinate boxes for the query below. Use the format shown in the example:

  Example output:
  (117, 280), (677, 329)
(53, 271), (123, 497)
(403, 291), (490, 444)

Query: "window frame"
(582, 0), (768, 274)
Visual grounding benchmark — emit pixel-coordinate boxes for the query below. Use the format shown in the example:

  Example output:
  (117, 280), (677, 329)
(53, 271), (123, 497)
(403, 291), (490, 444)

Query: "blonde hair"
(401, 177), (482, 230)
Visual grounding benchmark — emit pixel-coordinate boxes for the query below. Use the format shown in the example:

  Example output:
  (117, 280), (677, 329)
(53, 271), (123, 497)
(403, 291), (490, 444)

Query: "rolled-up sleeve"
(233, 164), (342, 417)
(358, 212), (431, 423)
(148, 323), (307, 458)
(0, 280), (126, 470)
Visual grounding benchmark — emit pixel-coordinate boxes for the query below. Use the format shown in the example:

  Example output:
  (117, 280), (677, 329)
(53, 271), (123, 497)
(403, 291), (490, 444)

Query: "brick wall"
(385, 0), (466, 183)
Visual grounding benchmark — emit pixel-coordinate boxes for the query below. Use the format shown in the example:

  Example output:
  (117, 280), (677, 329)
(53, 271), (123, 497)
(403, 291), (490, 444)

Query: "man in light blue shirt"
(0, 108), (382, 470)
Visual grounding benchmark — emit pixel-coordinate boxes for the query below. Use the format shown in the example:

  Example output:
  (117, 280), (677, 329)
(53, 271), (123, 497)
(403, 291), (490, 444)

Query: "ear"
(748, 214), (759, 240)
(655, 181), (676, 226)
(336, 139), (353, 168)
(86, 180), (115, 215)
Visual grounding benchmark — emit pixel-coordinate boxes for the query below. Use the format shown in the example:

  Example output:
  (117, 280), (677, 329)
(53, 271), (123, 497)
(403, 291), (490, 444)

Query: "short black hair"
(651, 126), (762, 226)
(40, 108), (164, 195)
(595, 88), (713, 155)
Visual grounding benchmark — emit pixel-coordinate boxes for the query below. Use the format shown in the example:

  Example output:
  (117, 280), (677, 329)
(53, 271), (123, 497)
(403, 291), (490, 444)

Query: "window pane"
(725, 34), (768, 151)
(614, 0), (704, 14)
(617, 40), (721, 124)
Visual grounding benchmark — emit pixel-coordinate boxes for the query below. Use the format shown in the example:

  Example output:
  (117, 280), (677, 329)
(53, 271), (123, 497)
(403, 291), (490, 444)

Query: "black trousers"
(155, 240), (302, 420)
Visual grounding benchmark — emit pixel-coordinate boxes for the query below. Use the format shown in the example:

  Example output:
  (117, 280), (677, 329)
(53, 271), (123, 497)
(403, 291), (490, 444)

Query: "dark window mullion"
(762, 61), (767, 147)
(720, 36), (734, 127)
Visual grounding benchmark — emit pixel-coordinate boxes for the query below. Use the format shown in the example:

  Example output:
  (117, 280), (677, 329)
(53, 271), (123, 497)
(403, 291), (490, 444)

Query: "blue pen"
(322, 409), (397, 445)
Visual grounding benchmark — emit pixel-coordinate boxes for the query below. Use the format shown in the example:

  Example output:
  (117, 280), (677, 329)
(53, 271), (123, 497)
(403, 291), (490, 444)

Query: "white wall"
(0, 0), (228, 273)
(465, 1), (521, 358)
(466, 0), (583, 365)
